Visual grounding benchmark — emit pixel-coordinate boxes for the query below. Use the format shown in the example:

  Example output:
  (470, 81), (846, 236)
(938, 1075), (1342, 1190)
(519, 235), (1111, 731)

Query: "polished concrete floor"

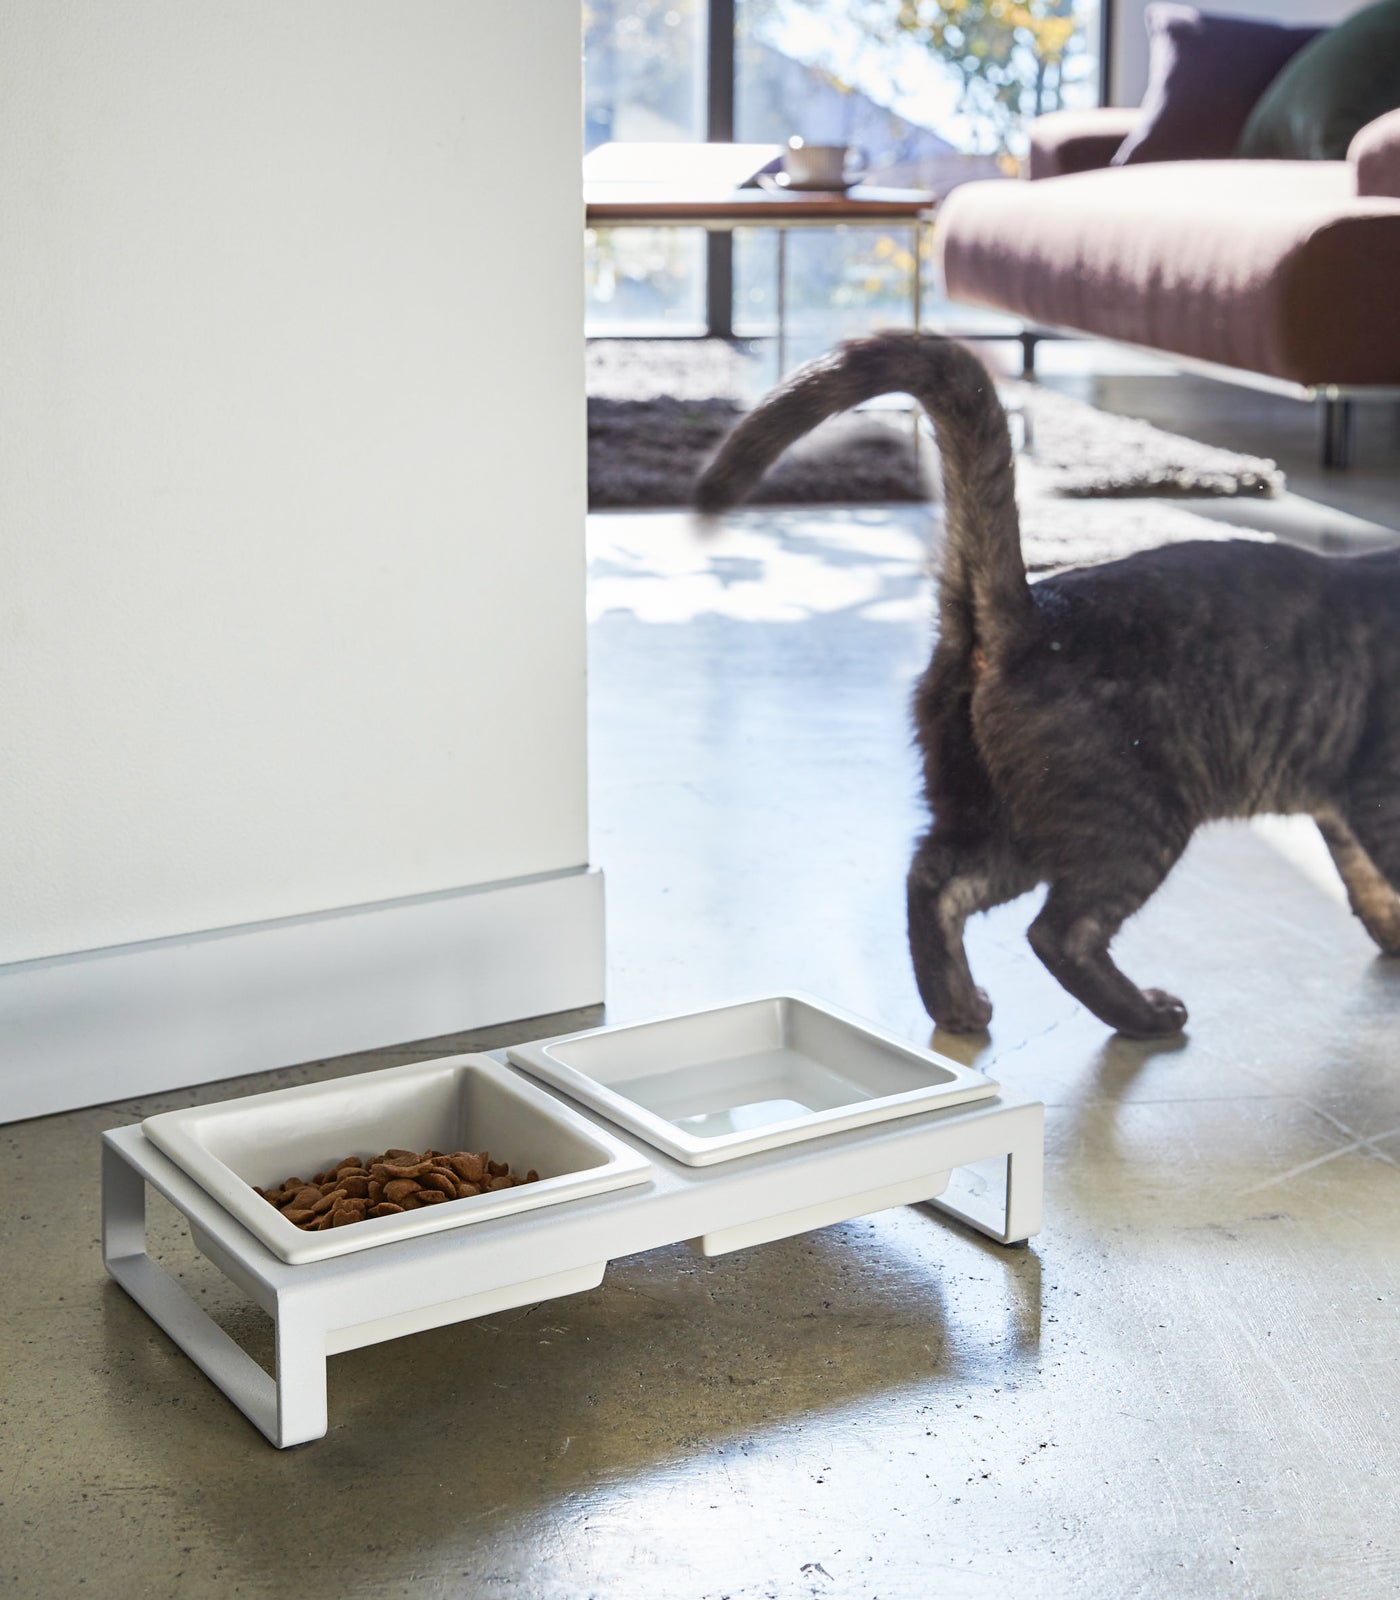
(4, 368), (1400, 1599)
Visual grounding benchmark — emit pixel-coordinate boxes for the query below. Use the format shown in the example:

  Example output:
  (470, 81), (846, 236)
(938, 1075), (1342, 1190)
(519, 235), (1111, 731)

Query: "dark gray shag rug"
(588, 396), (927, 509)
(586, 339), (1285, 512)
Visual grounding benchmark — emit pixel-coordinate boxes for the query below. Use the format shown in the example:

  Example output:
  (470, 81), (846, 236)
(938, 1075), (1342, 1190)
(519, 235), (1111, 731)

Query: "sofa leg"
(1019, 331), (1038, 379)
(1320, 397), (1353, 469)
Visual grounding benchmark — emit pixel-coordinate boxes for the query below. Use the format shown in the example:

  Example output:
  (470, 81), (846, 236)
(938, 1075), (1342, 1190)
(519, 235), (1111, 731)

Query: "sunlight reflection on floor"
(587, 506), (936, 626)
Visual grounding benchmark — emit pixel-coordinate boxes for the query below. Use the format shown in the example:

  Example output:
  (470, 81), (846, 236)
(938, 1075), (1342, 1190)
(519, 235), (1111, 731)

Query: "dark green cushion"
(1238, 0), (1400, 159)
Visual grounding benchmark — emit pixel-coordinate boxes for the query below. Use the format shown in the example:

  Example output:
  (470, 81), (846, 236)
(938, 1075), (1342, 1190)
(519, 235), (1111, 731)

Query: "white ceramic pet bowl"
(507, 994), (998, 1166)
(141, 1054), (653, 1264)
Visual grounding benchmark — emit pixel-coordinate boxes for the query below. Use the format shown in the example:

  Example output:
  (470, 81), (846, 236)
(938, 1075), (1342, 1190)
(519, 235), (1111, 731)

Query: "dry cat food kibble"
(254, 1147), (541, 1231)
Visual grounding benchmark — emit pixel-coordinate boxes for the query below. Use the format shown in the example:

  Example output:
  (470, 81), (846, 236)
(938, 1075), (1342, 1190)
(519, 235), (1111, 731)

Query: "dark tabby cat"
(695, 331), (1400, 1037)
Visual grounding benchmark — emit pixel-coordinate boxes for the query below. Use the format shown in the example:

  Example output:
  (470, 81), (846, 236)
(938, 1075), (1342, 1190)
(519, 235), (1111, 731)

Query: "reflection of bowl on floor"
(509, 993), (998, 1166)
(141, 1056), (652, 1264)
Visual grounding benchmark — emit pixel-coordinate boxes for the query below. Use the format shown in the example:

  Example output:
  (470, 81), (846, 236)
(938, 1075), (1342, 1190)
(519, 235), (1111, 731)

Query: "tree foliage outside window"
(745, 0), (1095, 165)
(885, 0), (1086, 163)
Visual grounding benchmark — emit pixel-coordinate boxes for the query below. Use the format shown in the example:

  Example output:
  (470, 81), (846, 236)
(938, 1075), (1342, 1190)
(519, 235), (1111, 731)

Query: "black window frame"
(706, 0), (737, 338)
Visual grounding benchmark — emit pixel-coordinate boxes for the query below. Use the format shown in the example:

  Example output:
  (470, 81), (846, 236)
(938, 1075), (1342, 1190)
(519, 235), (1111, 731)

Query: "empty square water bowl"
(141, 1055), (653, 1264)
(507, 994), (998, 1166)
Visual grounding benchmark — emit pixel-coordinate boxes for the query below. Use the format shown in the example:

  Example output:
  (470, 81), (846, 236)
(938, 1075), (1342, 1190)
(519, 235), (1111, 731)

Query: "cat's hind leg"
(907, 829), (1035, 1031)
(1026, 844), (1188, 1037)
(1318, 803), (1400, 955)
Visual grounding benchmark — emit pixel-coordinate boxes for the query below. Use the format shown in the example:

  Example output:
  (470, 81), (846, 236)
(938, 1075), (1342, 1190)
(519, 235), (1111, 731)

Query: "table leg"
(912, 217), (924, 333)
(776, 227), (787, 381)
(910, 216), (928, 459)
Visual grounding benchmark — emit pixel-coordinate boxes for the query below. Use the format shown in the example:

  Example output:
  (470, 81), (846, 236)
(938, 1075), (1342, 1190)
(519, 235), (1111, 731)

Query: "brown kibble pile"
(254, 1147), (541, 1231)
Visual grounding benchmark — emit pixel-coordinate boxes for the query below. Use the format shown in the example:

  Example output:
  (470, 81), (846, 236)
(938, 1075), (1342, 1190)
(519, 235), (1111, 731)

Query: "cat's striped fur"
(696, 332), (1400, 1035)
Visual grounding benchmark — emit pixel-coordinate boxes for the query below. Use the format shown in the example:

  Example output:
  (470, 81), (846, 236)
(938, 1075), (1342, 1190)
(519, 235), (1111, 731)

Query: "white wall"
(1112, 0), (1370, 104)
(0, 1), (587, 963)
(0, 3), (598, 1114)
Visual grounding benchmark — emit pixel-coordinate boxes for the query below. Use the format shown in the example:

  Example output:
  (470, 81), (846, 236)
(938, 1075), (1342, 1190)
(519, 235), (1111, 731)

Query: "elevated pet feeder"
(103, 994), (1044, 1447)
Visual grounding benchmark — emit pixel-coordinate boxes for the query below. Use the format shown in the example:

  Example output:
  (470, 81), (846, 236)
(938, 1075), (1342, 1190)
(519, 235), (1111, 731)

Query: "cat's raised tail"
(693, 331), (1033, 652)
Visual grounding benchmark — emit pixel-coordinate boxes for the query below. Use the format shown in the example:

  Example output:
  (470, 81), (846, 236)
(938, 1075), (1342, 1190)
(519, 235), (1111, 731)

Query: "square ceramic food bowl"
(507, 994), (998, 1167)
(141, 1055), (652, 1264)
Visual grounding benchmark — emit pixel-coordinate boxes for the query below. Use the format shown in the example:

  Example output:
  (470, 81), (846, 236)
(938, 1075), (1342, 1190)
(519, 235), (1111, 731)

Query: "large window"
(585, 0), (1102, 342)
(584, 0), (709, 332)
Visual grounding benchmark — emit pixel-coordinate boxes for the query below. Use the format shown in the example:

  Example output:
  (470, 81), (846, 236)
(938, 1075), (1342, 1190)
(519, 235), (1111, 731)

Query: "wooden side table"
(585, 146), (937, 377)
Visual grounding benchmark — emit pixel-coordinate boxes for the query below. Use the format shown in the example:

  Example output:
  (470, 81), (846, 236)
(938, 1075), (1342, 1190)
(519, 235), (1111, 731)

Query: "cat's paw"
(1116, 988), (1188, 1038)
(934, 987), (994, 1034)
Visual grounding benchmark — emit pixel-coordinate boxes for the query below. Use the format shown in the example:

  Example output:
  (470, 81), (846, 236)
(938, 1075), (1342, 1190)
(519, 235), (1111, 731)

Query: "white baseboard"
(0, 868), (604, 1123)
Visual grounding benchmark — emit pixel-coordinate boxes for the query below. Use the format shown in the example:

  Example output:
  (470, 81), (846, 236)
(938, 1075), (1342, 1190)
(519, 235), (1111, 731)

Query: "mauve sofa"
(935, 106), (1400, 464)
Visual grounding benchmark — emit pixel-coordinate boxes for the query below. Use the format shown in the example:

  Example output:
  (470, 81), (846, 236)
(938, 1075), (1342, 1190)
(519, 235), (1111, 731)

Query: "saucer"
(757, 171), (860, 194)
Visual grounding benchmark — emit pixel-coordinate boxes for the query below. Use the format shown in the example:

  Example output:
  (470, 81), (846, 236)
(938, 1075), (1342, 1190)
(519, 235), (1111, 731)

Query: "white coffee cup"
(782, 137), (866, 189)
